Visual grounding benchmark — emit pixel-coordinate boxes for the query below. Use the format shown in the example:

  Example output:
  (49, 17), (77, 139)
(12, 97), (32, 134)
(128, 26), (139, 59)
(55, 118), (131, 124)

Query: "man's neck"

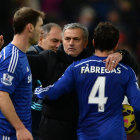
(95, 49), (114, 57)
(11, 34), (30, 53)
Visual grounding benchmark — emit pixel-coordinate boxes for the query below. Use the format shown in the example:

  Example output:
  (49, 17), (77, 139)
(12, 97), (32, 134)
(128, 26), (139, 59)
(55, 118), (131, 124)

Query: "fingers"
(113, 60), (118, 70)
(0, 35), (4, 48)
(105, 52), (122, 71)
(0, 35), (3, 42)
(106, 58), (116, 71)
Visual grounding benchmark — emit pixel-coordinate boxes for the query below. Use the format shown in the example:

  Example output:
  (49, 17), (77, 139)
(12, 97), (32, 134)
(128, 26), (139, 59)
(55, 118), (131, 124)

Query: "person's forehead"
(45, 27), (62, 40)
(47, 26), (62, 36)
(64, 28), (84, 37)
(50, 26), (62, 33)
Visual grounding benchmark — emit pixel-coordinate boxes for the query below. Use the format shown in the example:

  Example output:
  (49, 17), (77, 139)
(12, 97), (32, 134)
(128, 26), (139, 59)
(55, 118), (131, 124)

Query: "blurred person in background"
(27, 22), (62, 140)
(24, 0), (41, 10)
(77, 6), (97, 54)
(14, 0), (41, 10)
(107, 9), (127, 36)
(117, 0), (138, 51)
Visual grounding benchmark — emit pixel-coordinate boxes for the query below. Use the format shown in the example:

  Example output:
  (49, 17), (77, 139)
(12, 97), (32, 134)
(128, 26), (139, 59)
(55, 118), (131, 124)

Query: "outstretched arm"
(35, 65), (75, 100)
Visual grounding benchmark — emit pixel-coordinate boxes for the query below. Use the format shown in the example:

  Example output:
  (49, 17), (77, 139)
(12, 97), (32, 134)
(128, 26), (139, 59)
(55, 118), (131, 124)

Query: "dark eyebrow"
(64, 37), (80, 39)
(73, 37), (80, 40)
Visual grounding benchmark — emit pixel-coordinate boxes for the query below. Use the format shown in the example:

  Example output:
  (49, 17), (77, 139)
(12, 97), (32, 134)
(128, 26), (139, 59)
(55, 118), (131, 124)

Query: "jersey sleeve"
(125, 67), (140, 111)
(0, 53), (19, 94)
(35, 63), (75, 100)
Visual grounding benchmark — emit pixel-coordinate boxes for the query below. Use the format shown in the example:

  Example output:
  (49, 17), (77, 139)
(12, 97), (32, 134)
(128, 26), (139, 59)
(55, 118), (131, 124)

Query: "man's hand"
(0, 35), (4, 49)
(16, 127), (33, 140)
(104, 52), (122, 71)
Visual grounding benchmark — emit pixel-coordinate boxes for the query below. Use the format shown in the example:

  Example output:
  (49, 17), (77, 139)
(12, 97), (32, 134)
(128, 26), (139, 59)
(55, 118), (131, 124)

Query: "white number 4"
(88, 76), (108, 112)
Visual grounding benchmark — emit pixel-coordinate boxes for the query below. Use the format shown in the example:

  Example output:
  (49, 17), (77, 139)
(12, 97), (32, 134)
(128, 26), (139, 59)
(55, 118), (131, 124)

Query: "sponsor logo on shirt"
(27, 74), (32, 83)
(27, 66), (29, 72)
(1, 73), (14, 86)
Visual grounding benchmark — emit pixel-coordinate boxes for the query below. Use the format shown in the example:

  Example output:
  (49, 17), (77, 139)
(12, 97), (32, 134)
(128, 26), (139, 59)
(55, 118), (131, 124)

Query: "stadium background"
(0, 0), (140, 139)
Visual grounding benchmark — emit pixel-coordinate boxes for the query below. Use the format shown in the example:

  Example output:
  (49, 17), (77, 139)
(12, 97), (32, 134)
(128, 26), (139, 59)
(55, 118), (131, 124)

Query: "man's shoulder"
(27, 45), (38, 54)
(39, 49), (59, 59)
(1, 43), (13, 55)
(118, 62), (134, 73)
(0, 45), (24, 75)
(1, 44), (24, 61)
(73, 56), (93, 66)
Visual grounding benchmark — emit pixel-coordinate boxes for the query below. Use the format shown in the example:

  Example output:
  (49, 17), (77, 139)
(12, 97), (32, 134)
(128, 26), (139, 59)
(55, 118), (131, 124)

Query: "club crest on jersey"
(1, 73), (14, 86)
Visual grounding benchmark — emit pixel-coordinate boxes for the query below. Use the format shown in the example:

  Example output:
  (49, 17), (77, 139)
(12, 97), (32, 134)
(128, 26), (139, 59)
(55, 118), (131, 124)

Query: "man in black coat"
(27, 23), (62, 140)
(27, 23), (138, 140)
(28, 23), (91, 140)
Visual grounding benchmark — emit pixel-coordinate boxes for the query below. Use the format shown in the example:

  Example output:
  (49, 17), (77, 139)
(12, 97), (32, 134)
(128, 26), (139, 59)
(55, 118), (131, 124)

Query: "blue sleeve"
(126, 68), (140, 111)
(36, 64), (75, 100)
(0, 54), (19, 94)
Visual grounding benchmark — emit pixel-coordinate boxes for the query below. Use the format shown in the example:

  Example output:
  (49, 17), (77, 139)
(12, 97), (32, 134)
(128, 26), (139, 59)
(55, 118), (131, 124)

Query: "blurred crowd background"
(0, 0), (140, 139)
(1, 0), (140, 61)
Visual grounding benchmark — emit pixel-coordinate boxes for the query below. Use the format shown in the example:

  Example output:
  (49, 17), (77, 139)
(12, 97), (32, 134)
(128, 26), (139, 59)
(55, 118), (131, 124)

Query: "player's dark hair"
(13, 7), (45, 34)
(93, 22), (119, 51)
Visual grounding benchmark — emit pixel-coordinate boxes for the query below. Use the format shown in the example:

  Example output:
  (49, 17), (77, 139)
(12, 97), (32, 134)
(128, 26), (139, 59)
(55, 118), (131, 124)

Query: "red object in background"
(127, 135), (133, 140)
(119, 32), (126, 44)
(127, 133), (140, 140)
(41, 0), (62, 14)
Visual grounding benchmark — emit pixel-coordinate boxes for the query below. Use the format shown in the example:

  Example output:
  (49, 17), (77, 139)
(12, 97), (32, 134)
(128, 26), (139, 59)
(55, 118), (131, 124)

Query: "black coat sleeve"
(119, 50), (139, 76)
(27, 50), (49, 80)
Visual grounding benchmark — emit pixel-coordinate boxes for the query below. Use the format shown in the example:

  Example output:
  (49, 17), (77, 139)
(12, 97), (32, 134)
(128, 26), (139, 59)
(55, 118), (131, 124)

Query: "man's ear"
(84, 40), (88, 48)
(39, 36), (43, 42)
(27, 23), (34, 32)
(92, 39), (95, 48)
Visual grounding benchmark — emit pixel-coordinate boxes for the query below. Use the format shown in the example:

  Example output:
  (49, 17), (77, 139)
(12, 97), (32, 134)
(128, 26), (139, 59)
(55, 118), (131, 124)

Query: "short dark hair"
(93, 22), (119, 51)
(13, 7), (45, 34)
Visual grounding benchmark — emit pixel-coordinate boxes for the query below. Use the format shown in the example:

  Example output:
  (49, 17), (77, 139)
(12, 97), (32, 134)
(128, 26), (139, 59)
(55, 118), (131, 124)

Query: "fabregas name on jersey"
(81, 64), (121, 74)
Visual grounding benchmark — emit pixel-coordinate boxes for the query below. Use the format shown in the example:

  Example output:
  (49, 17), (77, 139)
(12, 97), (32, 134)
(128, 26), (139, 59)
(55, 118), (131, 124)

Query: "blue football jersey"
(36, 55), (140, 140)
(0, 43), (32, 136)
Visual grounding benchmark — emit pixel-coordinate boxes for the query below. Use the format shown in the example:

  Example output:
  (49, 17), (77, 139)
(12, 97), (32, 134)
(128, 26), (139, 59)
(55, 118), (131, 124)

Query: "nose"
(57, 42), (61, 47)
(56, 42), (61, 49)
(69, 39), (74, 45)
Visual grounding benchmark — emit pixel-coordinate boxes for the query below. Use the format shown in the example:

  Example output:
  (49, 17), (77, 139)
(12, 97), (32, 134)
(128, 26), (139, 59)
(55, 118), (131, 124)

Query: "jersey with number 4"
(36, 55), (140, 140)
(0, 43), (32, 136)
